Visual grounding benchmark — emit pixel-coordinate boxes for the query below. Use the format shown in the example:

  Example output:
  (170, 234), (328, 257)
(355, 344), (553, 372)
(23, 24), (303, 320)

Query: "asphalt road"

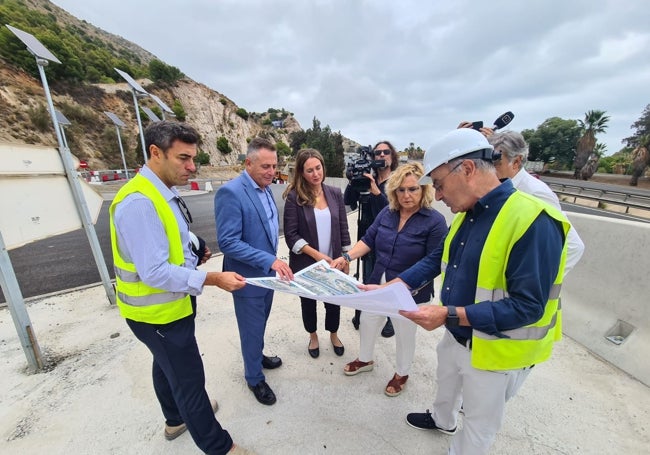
(1, 179), (648, 303)
(0, 184), (301, 302)
(2, 192), (223, 302)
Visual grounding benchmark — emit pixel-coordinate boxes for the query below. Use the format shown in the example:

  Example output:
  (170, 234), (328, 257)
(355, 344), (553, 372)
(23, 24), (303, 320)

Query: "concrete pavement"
(1, 210), (649, 454)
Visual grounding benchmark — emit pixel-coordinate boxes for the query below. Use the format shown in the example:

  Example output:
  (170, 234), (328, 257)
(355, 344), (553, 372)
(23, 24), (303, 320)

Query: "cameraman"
(344, 141), (399, 337)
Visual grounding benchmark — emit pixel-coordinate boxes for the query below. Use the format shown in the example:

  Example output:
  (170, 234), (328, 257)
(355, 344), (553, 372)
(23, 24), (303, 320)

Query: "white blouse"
(314, 207), (333, 258)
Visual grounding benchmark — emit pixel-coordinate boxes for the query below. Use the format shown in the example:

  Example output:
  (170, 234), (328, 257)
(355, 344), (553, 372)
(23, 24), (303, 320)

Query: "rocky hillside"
(0, 0), (302, 170)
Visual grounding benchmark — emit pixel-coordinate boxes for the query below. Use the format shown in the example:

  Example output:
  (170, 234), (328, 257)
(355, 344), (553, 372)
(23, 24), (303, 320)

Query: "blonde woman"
(331, 162), (447, 396)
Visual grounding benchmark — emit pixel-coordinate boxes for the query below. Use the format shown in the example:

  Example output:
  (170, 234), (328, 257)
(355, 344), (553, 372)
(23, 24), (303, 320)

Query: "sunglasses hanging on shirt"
(176, 196), (193, 225)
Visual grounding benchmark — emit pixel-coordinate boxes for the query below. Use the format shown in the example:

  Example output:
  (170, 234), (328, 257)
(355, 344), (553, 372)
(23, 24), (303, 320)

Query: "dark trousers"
(233, 290), (274, 386)
(301, 297), (341, 333)
(126, 297), (233, 455)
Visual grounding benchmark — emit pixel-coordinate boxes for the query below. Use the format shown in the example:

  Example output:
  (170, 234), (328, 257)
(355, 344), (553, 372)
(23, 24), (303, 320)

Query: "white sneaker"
(164, 398), (219, 441)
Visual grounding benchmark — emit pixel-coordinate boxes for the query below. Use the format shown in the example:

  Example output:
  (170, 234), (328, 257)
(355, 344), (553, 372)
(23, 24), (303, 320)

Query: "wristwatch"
(446, 305), (460, 327)
(342, 253), (352, 263)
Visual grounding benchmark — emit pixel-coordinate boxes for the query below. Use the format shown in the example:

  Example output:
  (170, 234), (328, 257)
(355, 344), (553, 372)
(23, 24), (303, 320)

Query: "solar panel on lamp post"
(4, 24), (117, 371)
(141, 106), (161, 123)
(114, 67), (149, 164)
(104, 111), (129, 179)
(149, 93), (175, 120)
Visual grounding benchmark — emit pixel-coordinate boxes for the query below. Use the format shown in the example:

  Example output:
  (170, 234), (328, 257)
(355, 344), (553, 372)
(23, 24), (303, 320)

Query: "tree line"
(0, 0), (183, 84)
(521, 106), (650, 184)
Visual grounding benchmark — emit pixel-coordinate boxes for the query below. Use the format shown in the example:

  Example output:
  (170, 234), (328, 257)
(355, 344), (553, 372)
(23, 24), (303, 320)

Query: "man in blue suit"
(215, 138), (294, 406)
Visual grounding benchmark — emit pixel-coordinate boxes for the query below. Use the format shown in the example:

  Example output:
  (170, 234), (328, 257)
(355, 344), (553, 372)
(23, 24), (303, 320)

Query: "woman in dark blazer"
(283, 149), (351, 358)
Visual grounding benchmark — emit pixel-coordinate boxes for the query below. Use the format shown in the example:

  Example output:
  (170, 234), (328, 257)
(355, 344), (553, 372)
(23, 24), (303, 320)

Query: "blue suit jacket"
(215, 173), (278, 297)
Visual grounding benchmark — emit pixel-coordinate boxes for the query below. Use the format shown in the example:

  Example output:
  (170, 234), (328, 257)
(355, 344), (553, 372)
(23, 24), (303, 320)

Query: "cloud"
(52, 0), (650, 154)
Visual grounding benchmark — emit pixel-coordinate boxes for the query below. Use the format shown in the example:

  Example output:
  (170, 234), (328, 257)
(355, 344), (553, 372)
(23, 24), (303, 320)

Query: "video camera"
(345, 145), (386, 192)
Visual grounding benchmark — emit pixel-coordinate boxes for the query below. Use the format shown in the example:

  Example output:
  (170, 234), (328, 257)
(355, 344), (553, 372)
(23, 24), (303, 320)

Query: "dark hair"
(373, 140), (399, 171)
(247, 137), (276, 158)
(282, 148), (325, 205)
(144, 121), (199, 158)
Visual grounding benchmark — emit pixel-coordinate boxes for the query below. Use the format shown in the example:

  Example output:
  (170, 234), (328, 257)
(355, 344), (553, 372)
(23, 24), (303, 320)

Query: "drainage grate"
(604, 319), (635, 345)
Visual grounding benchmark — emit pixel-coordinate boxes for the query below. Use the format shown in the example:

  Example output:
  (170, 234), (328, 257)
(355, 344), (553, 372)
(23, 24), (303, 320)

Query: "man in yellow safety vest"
(366, 128), (570, 454)
(110, 121), (252, 455)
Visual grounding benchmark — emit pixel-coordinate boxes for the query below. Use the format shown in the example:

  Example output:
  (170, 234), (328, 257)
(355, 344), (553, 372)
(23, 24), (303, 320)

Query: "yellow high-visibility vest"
(441, 190), (570, 370)
(109, 174), (192, 324)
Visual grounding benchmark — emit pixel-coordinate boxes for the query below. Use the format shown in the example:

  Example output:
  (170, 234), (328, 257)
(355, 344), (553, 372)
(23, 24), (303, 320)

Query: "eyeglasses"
(396, 186), (421, 194)
(432, 161), (463, 192)
(176, 196), (193, 226)
(373, 149), (391, 156)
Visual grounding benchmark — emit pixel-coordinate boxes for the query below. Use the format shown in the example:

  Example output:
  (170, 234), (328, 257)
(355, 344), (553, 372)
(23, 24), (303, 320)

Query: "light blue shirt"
(113, 165), (207, 295)
(242, 170), (279, 249)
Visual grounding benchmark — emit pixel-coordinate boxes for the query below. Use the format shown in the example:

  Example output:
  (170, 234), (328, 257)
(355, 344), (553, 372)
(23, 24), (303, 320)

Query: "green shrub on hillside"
(217, 136), (232, 154)
(235, 108), (249, 120)
(172, 99), (186, 121)
(149, 59), (184, 84)
(195, 150), (210, 165)
(275, 140), (292, 157)
(150, 105), (162, 119)
(58, 102), (100, 130)
(0, 0), (150, 82)
(28, 104), (50, 132)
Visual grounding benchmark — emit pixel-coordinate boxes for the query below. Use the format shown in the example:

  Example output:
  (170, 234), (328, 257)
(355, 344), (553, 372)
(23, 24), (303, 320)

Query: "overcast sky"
(51, 0), (649, 155)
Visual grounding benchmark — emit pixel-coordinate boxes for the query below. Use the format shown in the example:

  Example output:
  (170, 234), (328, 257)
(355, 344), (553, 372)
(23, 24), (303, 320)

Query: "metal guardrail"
(546, 181), (650, 213)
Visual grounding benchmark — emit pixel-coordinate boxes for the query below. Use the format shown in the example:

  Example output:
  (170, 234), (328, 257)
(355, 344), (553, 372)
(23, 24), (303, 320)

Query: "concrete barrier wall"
(561, 212), (650, 386)
(422, 206), (650, 386)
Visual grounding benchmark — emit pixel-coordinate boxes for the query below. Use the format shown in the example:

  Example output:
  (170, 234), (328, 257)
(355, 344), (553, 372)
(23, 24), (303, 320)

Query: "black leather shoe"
(381, 318), (395, 338)
(332, 343), (345, 357)
(308, 343), (320, 358)
(262, 355), (282, 369)
(351, 311), (360, 330)
(248, 380), (276, 405)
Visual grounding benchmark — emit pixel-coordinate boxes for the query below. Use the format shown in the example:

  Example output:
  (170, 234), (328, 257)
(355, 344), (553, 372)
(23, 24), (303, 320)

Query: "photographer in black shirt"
(344, 140), (399, 337)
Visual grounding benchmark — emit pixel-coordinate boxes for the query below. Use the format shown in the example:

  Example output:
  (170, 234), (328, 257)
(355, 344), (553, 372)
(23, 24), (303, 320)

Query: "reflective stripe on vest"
(114, 267), (139, 283)
(475, 283), (561, 302)
(109, 173), (192, 324)
(441, 190), (570, 370)
(116, 290), (188, 307)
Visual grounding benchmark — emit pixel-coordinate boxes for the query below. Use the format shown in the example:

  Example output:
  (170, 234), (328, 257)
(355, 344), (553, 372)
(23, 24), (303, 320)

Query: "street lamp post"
(104, 111), (129, 179)
(114, 68), (150, 165)
(4, 24), (117, 370)
(54, 109), (71, 149)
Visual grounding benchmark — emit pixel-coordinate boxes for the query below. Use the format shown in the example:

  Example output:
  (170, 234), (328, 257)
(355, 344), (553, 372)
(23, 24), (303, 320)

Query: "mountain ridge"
(0, 0), (318, 170)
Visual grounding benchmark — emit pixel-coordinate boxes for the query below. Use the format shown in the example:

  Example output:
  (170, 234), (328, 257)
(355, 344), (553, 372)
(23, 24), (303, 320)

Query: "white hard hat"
(419, 128), (494, 184)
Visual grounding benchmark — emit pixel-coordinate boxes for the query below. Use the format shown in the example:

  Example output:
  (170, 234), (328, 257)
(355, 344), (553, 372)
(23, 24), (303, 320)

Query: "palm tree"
(630, 135), (650, 186)
(593, 142), (608, 157)
(574, 110), (610, 178)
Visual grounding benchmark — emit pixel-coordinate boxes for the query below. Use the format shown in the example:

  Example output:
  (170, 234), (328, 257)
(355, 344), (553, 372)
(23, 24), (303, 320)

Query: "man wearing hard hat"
(368, 128), (570, 454)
